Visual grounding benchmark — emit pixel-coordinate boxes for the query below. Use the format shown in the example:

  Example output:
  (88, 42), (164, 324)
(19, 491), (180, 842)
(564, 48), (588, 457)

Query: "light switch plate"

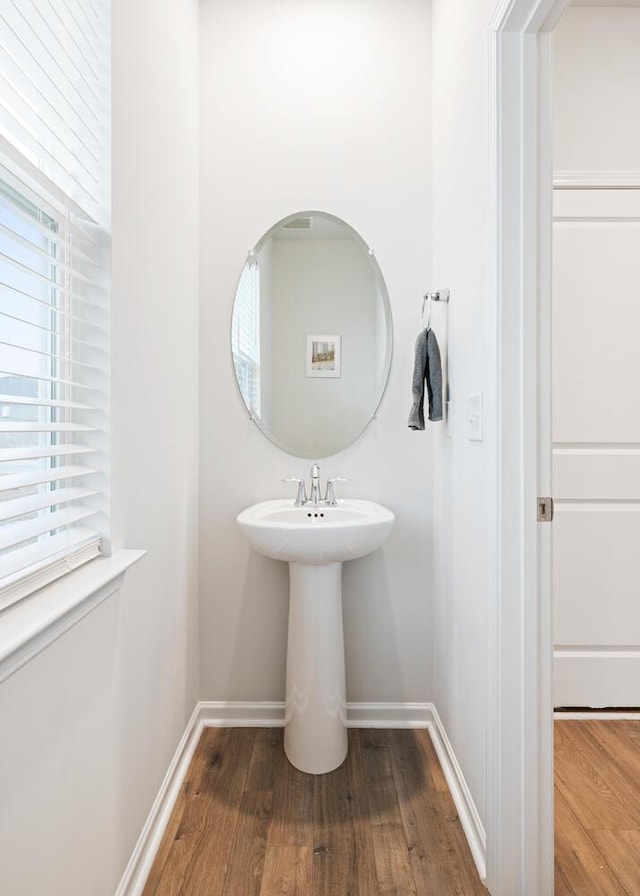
(468, 391), (483, 441)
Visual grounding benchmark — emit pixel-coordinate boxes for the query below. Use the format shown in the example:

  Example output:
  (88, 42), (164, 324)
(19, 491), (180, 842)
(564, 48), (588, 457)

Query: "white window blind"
(232, 258), (261, 416)
(0, 1), (110, 610)
(0, 0), (110, 227)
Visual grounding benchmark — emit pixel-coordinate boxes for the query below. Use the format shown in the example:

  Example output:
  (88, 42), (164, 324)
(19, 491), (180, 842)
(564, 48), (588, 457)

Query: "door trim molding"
(488, 0), (571, 892)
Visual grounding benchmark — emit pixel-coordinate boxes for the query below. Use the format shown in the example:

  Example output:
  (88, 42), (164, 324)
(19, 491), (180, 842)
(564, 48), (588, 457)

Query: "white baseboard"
(554, 649), (640, 708)
(114, 704), (204, 896)
(196, 699), (433, 729)
(427, 706), (487, 882)
(346, 701), (432, 728)
(554, 710), (640, 721)
(115, 700), (484, 894)
(198, 700), (286, 727)
(196, 700), (433, 729)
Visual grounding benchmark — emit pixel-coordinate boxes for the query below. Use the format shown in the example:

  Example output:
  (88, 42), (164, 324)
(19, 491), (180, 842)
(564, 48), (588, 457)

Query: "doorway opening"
(490, 1), (640, 893)
(549, 5), (640, 893)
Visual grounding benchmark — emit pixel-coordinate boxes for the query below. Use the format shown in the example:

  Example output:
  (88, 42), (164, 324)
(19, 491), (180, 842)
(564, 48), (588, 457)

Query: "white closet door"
(553, 188), (640, 707)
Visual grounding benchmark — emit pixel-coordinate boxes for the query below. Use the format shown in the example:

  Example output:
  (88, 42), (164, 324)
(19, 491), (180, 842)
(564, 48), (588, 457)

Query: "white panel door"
(553, 189), (640, 707)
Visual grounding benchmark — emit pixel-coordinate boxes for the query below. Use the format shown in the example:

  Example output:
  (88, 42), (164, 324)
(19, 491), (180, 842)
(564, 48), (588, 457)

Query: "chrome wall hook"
(423, 288), (450, 304)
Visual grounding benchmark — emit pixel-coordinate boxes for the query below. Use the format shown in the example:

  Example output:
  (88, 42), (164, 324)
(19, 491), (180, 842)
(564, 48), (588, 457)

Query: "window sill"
(0, 549), (146, 686)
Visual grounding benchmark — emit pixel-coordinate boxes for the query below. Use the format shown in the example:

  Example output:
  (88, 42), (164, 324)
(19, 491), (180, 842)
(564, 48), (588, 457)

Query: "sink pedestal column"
(284, 561), (348, 774)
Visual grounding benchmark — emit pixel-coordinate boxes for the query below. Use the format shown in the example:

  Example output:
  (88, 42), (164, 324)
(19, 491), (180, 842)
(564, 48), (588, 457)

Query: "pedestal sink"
(237, 498), (395, 774)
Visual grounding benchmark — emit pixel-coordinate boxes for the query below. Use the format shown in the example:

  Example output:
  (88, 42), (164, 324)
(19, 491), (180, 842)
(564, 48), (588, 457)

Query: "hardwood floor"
(143, 727), (487, 896)
(555, 720), (640, 896)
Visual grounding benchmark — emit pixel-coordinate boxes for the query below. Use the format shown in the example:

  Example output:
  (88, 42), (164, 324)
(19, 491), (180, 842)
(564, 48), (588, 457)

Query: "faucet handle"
(282, 477), (308, 507)
(324, 477), (349, 506)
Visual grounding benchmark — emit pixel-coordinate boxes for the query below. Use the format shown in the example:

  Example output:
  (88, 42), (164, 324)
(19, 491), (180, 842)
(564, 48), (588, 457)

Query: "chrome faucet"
(283, 464), (349, 507)
(309, 463), (322, 505)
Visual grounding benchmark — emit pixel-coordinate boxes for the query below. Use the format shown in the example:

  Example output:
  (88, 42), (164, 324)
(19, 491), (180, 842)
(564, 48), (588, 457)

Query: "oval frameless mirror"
(231, 211), (393, 458)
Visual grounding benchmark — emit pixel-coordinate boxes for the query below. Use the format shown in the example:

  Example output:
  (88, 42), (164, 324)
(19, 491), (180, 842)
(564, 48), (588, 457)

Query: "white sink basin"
(236, 498), (395, 565)
(237, 496), (394, 776)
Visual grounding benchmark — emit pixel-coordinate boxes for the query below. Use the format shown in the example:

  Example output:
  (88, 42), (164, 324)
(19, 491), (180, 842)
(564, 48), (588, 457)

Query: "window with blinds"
(0, 0), (110, 610)
(232, 258), (261, 417)
(0, 0), (110, 226)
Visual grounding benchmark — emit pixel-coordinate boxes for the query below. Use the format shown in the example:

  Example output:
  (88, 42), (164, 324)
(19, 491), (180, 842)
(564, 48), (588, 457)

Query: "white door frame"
(487, 1), (570, 893)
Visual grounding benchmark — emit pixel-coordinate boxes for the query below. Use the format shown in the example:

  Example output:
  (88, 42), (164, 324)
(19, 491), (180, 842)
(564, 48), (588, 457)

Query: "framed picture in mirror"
(306, 334), (341, 378)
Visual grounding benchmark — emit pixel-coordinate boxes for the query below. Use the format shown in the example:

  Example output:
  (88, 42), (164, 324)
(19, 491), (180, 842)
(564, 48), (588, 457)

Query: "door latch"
(537, 496), (554, 522)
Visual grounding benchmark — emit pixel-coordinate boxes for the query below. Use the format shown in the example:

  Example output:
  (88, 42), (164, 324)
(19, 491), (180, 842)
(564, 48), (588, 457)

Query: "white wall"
(554, 6), (640, 174)
(199, 0), (434, 705)
(431, 0), (497, 832)
(428, 0), (640, 874)
(0, 1), (200, 893)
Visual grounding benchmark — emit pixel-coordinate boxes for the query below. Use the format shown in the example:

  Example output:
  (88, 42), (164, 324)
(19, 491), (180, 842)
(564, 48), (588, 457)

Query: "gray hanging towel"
(407, 327), (443, 429)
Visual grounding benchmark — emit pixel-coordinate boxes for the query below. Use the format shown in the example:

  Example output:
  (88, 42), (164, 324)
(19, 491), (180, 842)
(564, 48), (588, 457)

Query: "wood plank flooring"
(555, 720), (640, 896)
(143, 727), (487, 896)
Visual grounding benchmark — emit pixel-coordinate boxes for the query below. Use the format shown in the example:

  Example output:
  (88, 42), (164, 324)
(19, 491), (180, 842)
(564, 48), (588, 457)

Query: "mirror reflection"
(231, 211), (392, 458)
